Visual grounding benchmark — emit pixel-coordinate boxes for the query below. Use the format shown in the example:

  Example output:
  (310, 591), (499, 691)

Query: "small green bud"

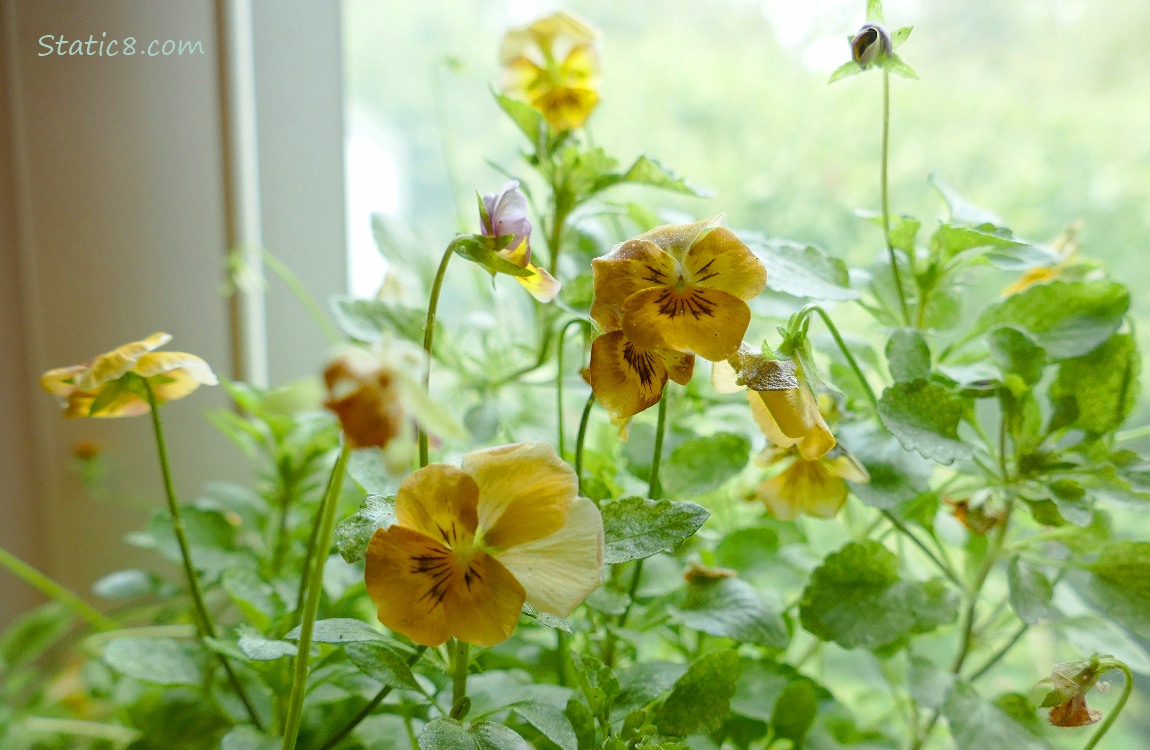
(851, 23), (892, 68)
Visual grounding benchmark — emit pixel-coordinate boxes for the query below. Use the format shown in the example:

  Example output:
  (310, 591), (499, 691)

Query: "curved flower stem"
(143, 381), (263, 729)
(0, 546), (116, 631)
(450, 638), (472, 719)
(881, 69), (912, 326)
(281, 442), (351, 750)
(260, 248), (341, 344)
(313, 645), (429, 750)
(1082, 662), (1133, 750)
(880, 511), (963, 589)
(797, 304), (879, 410)
(295, 453), (344, 614)
(574, 392), (597, 491)
(418, 245), (456, 468)
(556, 319), (591, 457)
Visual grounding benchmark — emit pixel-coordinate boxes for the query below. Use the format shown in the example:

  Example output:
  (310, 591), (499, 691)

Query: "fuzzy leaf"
(1050, 333), (1139, 434)
(284, 618), (386, 644)
(670, 577), (788, 648)
(987, 326), (1047, 385)
(828, 60), (864, 84)
(102, 638), (203, 686)
(1085, 541), (1150, 638)
(886, 329), (931, 382)
(330, 296), (431, 345)
(602, 497), (710, 564)
(751, 239), (857, 301)
(655, 650), (742, 736)
(661, 432), (751, 497)
(345, 641), (422, 691)
(418, 719), (528, 750)
(879, 380), (973, 464)
(335, 494), (396, 563)
(942, 681), (1045, 750)
(512, 702), (578, 750)
(1007, 557), (1054, 625)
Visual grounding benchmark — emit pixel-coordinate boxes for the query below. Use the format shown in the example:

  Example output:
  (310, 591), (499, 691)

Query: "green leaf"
(417, 718), (528, 750)
(613, 661), (686, 717)
(838, 421), (931, 509)
(987, 327), (1047, 386)
(102, 638), (203, 686)
(601, 497), (710, 564)
(330, 296), (432, 345)
(1007, 557), (1054, 625)
(1050, 333), (1139, 434)
(750, 239), (857, 301)
(941, 681), (1045, 750)
(0, 602), (72, 670)
(974, 280), (1129, 360)
(929, 176), (1006, 228)
(511, 702), (578, 750)
(521, 602), (572, 632)
(284, 618), (386, 643)
(345, 641), (422, 691)
(493, 92), (545, 146)
(828, 60), (864, 84)
(140, 505), (241, 575)
(931, 223), (1024, 260)
(889, 216), (921, 253)
(867, 0), (884, 22)
(800, 541), (957, 649)
(670, 576), (788, 649)
(92, 569), (159, 599)
(908, 656), (954, 709)
(221, 727), (280, 750)
(886, 329), (931, 382)
(770, 679), (818, 743)
(335, 494), (396, 563)
(1085, 541), (1150, 638)
(883, 53), (919, 79)
(236, 628), (297, 661)
(656, 650), (742, 736)
(730, 659), (794, 722)
(593, 155), (700, 196)
(222, 567), (282, 630)
(661, 432), (751, 497)
(879, 380), (973, 464)
(573, 654), (620, 718)
(891, 25), (913, 47)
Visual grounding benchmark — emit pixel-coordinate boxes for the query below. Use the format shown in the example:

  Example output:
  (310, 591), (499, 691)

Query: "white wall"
(0, 0), (346, 628)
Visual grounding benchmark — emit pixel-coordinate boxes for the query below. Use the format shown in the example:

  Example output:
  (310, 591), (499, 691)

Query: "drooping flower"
(40, 332), (217, 418)
(364, 442), (603, 647)
(1036, 656), (1114, 728)
(749, 392), (868, 520)
(478, 181), (560, 302)
(500, 12), (601, 131)
(850, 23), (892, 69)
(591, 216), (767, 363)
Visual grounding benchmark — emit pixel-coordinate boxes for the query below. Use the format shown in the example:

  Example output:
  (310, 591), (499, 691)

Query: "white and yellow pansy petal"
(395, 465), (480, 549)
(364, 526), (455, 647)
(710, 358), (744, 395)
(497, 496), (603, 617)
(755, 388), (836, 460)
(826, 450), (870, 484)
(748, 389), (800, 450)
(589, 330), (669, 421)
(620, 286), (749, 362)
(461, 443), (575, 550)
(75, 332), (171, 390)
(684, 227), (767, 300)
(135, 352), (218, 402)
(561, 44), (600, 86)
(514, 263), (561, 303)
(636, 216), (724, 263)
(442, 552), (526, 647)
(40, 365), (87, 398)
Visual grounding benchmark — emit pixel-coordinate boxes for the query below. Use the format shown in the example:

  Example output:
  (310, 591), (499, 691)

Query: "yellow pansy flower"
(588, 330), (695, 422)
(40, 332), (216, 418)
(364, 442), (603, 647)
(591, 216), (767, 363)
(1002, 223), (1081, 296)
(500, 12), (601, 132)
(748, 392), (868, 520)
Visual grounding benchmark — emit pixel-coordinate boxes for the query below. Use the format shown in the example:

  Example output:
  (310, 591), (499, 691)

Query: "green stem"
(556, 319), (590, 457)
(546, 201), (570, 279)
(314, 646), (428, 750)
(1114, 424), (1150, 444)
(418, 245), (456, 467)
(450, 638), (471, 719)
(260, 248), (341, 344)
(0, 546), (115, 631)
(22, 718), (140, 745)
(880, 511), (963, 590)
(295, 454), (342, 614)
(574, 392), (596, 491)
(880, 69), (911, 326)
(143, 381), (263, 729)
(1082, 663), (1133, 750)
(281, 442), (351, 750)
(798, 304), (879, 410)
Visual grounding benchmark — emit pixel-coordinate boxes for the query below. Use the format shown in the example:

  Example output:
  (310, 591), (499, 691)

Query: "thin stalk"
(0, 546), (115, 631)
(21, 718), (140, 745)
(143, 381), (262, 729)
(295, 453), (343, 614)
(880, 511), (963, 589)
(313, 645), (428, 750)
(281, 443), (351, 750)
(556, 318), (590, 457)
(451, 638), (471, 718)
(546, 202), (570, 278)
(1082, 663), (1133, 750)
(418, 245), (456, 467)
(1115, 424), (1150, 444)
(260, 248), (341, 344)
(880, 69), (912, 325)
(574, 392), (596, 491)
(798, 304), (879, 410)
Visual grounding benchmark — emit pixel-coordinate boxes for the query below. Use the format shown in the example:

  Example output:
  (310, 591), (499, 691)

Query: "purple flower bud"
(481, 180), (532, 258)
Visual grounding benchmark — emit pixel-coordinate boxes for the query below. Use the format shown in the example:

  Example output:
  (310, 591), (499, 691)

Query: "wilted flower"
(500, 12), (601, 131)
(591, 216), (767, 363)
(851, 23), (892, 68)
(365, 442), (603, 647)
(40, 332), (217, 418)
(479, 181), (560, 302)
(1036, 656), (1111, 727)
(944, 493), (1005, 535)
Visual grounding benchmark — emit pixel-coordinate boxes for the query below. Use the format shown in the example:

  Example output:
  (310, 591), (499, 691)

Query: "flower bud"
(851, 23), (892, 69)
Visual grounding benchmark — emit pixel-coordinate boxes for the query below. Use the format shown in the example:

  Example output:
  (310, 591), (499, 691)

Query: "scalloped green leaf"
(879, 379), (973, 464)
(601, 497), (710, 564)
(751, 239), (857, 301)
(335, 494), (396, 563)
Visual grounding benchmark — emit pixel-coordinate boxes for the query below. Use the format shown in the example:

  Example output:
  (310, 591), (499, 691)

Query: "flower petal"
(40, 365), (86, 397)
(559, 44), (600, 87)
(685, 227), (766, 300)
(826, 451), (869, 484)
(512, 262), (562, 303)
(135, 352), (218, 403)
(710, 358), (744, 395)
(364, 526), (454, 647)
(755, 388), (836, 460)
(533, 86), (599, 131)
(442, 552), (526, 647)
(589, 330), (669, 421)
(590, 239), (675, 330)
(621, 286), (749, 362)
(748, 390), (800, 450)
(395, 464), (479, 548)
(635, 216), (723, 264)
(74, 332), (171, 390)
(461, 443), (576, 550)
(498, 496), (603, 617)
(661, 348), (696, 386)
(755, 460), (848, 520)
